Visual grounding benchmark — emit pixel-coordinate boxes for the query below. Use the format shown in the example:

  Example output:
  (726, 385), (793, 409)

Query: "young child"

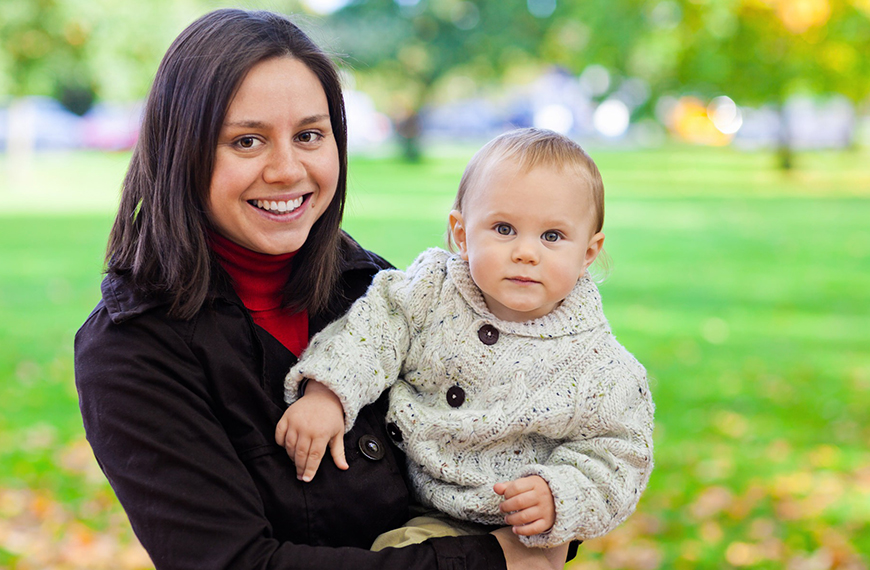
(276, 128), (654, 552)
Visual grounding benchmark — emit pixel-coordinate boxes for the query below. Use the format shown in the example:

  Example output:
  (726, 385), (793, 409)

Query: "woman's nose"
(263, 145), (305, 185)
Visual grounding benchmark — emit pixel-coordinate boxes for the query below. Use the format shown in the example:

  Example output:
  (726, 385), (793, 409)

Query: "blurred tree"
(324, 0), (557, 160)
(0, 0), (96, 112)
(327, 0), (869, 163)
(656, 0), (870, 168)
(0, 0), (310, 105)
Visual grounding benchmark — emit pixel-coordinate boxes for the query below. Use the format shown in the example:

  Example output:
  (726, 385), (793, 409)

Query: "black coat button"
(478, 324), (499, 345)
(446, 385), (466, 408)
(386, 422), (403, 443)
(358, 434), (385, 461)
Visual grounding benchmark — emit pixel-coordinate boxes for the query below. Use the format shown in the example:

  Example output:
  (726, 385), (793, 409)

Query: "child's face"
(449, 162), (604, 322)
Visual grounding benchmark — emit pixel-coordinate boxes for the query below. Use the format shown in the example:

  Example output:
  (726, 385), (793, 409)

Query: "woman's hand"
(491, 527), (568, 570)
(275, 379), (348, 481)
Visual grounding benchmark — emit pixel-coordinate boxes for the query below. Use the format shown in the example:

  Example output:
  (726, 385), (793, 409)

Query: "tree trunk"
(776, 104), (794, 171)
(396, 110), (422, 162)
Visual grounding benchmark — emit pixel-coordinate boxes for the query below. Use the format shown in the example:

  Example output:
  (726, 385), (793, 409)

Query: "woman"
(75, 9), (565, 570)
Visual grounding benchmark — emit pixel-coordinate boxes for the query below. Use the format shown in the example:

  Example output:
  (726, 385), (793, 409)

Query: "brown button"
(478, 324), (499, 345)
(446, 385), (466, 408)
(358, 434), (385, 461)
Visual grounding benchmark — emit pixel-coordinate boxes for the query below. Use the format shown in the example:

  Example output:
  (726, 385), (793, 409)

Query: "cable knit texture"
(286, 248), (654, 547)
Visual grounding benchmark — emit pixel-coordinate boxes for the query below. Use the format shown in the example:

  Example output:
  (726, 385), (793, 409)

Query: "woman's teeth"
(254, 197), (304, 213)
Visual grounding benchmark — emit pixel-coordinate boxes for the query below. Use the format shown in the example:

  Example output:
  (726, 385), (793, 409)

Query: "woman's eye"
(542, 231), (561, 242)
(235, 136), (260, 149)
(297, 131), (323, 143)
(495, 224), (513, 236)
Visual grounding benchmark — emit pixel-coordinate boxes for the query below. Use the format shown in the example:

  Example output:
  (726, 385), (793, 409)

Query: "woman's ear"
(584, 232), (605, 270)
(448, 210), (469, 260)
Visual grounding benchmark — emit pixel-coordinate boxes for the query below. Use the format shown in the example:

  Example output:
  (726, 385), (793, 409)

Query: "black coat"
(75, 238), (507, 570)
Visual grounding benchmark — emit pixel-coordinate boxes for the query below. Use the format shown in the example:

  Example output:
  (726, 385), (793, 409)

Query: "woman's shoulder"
(98, 271), (171, 325)
(338, 232), (394, 273)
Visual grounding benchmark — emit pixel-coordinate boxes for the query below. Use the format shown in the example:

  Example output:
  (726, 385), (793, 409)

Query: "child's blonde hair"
(449, 128), (605, 252)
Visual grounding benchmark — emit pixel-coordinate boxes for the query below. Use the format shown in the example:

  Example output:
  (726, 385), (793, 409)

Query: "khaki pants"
(371, 511), (492, 551)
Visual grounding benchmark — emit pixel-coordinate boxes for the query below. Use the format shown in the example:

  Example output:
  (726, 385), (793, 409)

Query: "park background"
(1, 0), (869, 568)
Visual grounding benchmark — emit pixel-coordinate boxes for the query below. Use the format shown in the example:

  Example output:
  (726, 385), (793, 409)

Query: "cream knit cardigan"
(286, 248), (654, 547)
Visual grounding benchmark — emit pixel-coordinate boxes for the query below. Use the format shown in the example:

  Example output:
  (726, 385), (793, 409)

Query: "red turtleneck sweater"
(209, 231), (309, 357)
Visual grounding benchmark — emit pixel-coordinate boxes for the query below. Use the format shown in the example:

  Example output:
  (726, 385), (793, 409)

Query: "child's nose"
(511, 238), (539, 264)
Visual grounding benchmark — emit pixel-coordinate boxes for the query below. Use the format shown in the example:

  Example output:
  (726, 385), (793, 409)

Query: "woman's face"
(207, 56), (339, 255)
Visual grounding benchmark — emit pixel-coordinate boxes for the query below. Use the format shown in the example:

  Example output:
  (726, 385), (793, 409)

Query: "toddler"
(276, 128), (654, 552)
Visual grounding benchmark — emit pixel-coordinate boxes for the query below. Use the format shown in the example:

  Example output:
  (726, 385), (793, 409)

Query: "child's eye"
(542, 231), (561, 242)
(495, 224), (514, 236)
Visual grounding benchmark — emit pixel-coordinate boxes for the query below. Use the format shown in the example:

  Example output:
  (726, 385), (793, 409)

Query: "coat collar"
(101, 233), (389, 325)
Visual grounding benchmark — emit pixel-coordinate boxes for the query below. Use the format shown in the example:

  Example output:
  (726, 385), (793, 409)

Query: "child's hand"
(275, 380), (348, 482)
(494, 475), (556, 536)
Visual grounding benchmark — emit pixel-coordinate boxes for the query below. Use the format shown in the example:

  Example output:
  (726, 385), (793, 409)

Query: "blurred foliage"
(322, 0), (870, 157)
(0, 0), (310, 106)
(3, 0), (868, 152)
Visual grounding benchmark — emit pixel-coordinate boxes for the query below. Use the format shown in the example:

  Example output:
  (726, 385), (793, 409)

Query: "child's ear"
(584, 232), (605, 271)
(448, 210), (469, 260)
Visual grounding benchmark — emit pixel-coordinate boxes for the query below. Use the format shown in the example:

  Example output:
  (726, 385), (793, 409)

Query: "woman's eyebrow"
(298, 113), (331, 126)
(223, 119), (268, 129)
(223, 114), (331, 129)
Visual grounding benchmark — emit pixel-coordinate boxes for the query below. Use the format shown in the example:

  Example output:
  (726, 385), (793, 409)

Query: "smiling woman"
(208, 57), (339, 255)
(71, 8), (553, 570)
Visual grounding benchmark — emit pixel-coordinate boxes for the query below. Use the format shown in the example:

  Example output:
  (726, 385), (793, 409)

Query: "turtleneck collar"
(208, 230), (296, 312)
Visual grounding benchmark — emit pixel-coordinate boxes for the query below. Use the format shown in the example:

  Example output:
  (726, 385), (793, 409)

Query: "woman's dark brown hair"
(107, 9), (350, 319)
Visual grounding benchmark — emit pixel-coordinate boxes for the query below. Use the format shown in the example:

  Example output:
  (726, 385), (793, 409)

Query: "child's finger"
(504, 505), (543, 528)
(510, 517), (551, 537)
(499, 489), (538, 514)
(299, 437), (328, 482)
(275, 418), (288, 447)
(329, 432), (349, 471)
(283, 432), (297, 461)
(294, 436), (313, 480)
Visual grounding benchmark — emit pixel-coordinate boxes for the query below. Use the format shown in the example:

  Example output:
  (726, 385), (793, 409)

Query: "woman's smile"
(249, 195), (308, 214)
(207, 56), (339, 255)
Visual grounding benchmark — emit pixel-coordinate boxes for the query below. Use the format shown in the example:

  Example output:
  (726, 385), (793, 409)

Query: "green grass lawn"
(1, 145), (869, 569)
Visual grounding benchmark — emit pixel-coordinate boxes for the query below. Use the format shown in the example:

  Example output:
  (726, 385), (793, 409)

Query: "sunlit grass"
(1, 145), (869, 568)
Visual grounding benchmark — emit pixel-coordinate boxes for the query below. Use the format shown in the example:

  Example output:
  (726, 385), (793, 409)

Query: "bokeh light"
(527, 0), (557, 19)
(593, 99), (630, 138)
(708, 96), (744, 135)
(534, 103), (574, 134)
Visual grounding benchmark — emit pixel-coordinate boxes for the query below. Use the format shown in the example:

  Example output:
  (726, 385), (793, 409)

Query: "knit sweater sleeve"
(517, 344), (655, 547)
(285, 249), (447, 430)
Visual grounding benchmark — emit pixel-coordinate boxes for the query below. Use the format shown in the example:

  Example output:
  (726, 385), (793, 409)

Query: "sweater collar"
(445, 253), (609, 338)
